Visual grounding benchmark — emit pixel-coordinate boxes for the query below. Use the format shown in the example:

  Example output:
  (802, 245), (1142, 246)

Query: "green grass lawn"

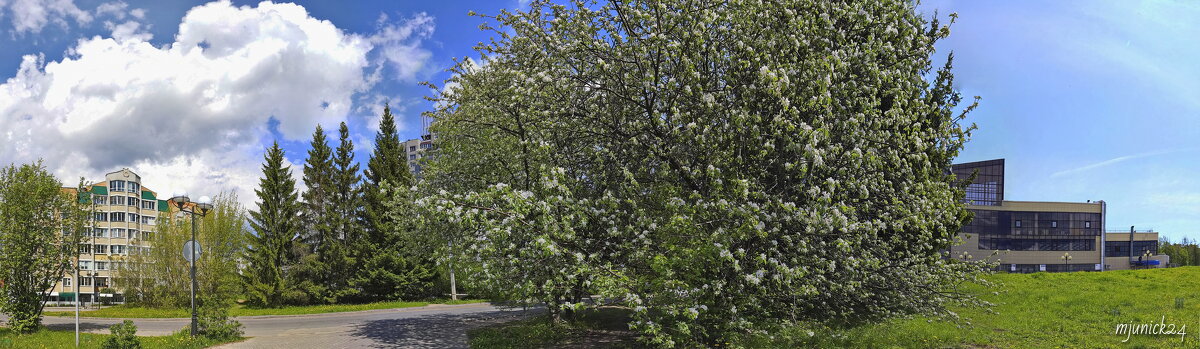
(0, 327), (238, 348)
(470, 267), (1200, 348)
(468, 307), (638, 349)
(44, 299), (489, 318)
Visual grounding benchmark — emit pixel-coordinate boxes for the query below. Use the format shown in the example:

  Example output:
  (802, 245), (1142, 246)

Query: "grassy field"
(468, 307), (637, 348)
(471, 267), (1200, 348)
(44, 299), (488, 318)
(0, 327), (238, 348)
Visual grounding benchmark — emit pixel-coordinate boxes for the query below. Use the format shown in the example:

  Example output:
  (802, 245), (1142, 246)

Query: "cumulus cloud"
(2, 0), (91, 34)
(0, 0), (436, 208)
(370, 12), (435, 82)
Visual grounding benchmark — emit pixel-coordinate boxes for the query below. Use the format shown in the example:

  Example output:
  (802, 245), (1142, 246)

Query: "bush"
(196, 296), (244, 341)
(102, 320), (141, 349)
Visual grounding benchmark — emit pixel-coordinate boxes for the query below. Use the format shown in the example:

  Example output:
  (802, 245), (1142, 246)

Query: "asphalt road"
(23, 303), (540, 348)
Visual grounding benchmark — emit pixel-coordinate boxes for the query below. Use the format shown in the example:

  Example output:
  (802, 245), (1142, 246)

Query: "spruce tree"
(362, 104), (413, 244)
(329, 122), (362, 301)
(294, 125), (337, 303)
(245, 141), (301, 307)
(351, 105), (434, 301)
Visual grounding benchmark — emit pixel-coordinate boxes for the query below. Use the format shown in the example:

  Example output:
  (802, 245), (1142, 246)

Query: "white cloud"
(4, 0), (91, 34)
(0, 0), (436, 209)
(370, 12), (435, 82)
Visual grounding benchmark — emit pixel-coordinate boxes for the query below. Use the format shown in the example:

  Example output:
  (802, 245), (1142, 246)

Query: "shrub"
(102, 320), (141, 349)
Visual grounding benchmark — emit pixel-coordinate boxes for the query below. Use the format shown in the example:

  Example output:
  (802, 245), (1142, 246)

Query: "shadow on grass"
(350, 309), (537, 348)
(468, 307), (638, 349)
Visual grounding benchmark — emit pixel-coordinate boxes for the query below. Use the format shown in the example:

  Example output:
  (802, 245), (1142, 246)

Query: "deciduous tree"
(0, 161), (87, 332)
(422, 0), (986, 345)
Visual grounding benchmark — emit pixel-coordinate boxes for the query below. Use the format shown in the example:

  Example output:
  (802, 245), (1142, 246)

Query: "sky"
(0, 1), (1198, 240)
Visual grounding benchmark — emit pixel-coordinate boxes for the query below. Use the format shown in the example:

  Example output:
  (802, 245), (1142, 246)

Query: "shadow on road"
(350, 309), (537, 348)
(45, 321), (111, 332)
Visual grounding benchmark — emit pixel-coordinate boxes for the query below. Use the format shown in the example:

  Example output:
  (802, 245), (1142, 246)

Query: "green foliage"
(294, 125), (339, 304)
(425, 0), (986, 346)
(349, 106), (437, 302)
(1159, 237), (1198, 267)
(102, 320), (142, 349)
(194, 295), (244, 341)
(330, 122), (365, 302)
(362, 104), (414, 246)
(117, 193), (248, 308)
(0, 161), (87, 333)
(245, 142), (302, 307)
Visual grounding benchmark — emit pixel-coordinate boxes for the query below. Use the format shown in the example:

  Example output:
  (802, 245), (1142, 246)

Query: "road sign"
(183, 240), (202, 262)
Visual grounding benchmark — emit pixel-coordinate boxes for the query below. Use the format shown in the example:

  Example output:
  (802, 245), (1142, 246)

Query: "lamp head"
(196, 196), (214, 214)
(169, 191), (190, 208)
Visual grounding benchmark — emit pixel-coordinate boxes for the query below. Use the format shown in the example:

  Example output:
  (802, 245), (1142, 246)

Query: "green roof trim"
(90, 186), (108, 195)
(141, 190), (156, 200)
(158, 199), (169, 212)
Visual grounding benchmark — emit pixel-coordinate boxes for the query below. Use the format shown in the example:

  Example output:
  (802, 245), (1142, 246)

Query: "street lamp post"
(169, 193), (212, 338)
(1061, 252), (1071, 272)
(1142, 250), (1154, 269)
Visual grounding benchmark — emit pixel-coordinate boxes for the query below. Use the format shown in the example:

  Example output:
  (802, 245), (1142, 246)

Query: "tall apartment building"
(403, 133), (434, 178)
(48, 168), (169, 304)
(948, 159), (1166, 272)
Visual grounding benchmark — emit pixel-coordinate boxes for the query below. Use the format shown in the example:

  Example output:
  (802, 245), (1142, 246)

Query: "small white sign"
(183, 240), (202, 262)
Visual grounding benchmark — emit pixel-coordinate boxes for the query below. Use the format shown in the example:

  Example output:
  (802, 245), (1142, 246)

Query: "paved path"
(28, 303), (541, 348)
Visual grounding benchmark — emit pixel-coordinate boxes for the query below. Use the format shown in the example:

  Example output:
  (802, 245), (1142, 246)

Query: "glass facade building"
(948, 158), (1165, 272)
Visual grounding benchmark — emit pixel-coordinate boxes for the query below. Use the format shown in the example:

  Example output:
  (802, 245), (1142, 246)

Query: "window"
(111, 229), (125, 238)
(95, 245), (108, 254)
(128, 198), (139, 207)
(80, 244), (91, 254)
(79, 261), (92, 270)
(410, 146), (416, 152)
(128, 213), (139, 223)
(109, 180), (125, 192)
(421, 143), (431, 149)
(80, 277), (92, 287)
(129, 182), (139, 193)
(110, 212), (125, 222)
(1051, 221), (1058, 228)
(142, 216), (155, 225)
(409, 154), (417, 160)
(110, 196), (125, 206)
(62, 277), (71, 288)
(82, 228), (93, 237)
(128, 230), (138, 240)
(95, 212), (107, 222)
(1085, 221), (1092, 228)
(95, 228), (107, 238)
(1015, 220), (1022, 227)
(94, 196), (107, 205)
(95, 277), (109, 288)
(111, 245), (125, 255)
(96, 262), (108, 270)
(142, 232), (154, 241)
(142, 201), (154, 210)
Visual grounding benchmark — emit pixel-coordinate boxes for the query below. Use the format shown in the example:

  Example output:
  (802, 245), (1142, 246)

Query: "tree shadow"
(350, 309), (539, 348)
(45, 321), (111, 332)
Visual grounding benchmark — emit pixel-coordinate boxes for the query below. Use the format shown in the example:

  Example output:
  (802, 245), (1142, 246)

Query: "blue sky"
(0, 1), (1198, 241)
(918, 1), (1200, 241)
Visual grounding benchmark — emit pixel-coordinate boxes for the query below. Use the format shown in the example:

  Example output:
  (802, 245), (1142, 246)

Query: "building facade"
(949, 159), (1165, 272)
(48, 168), (169, 304)
(403, 133), (434, 177)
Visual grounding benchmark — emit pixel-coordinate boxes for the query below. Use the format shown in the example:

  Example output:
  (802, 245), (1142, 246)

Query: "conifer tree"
(352, 105), (434, 301)
(245, 141), (301, 307)
(291, 125), (339, 303)
(328, 122), (362, 300)
(362, 104), (413, 244)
